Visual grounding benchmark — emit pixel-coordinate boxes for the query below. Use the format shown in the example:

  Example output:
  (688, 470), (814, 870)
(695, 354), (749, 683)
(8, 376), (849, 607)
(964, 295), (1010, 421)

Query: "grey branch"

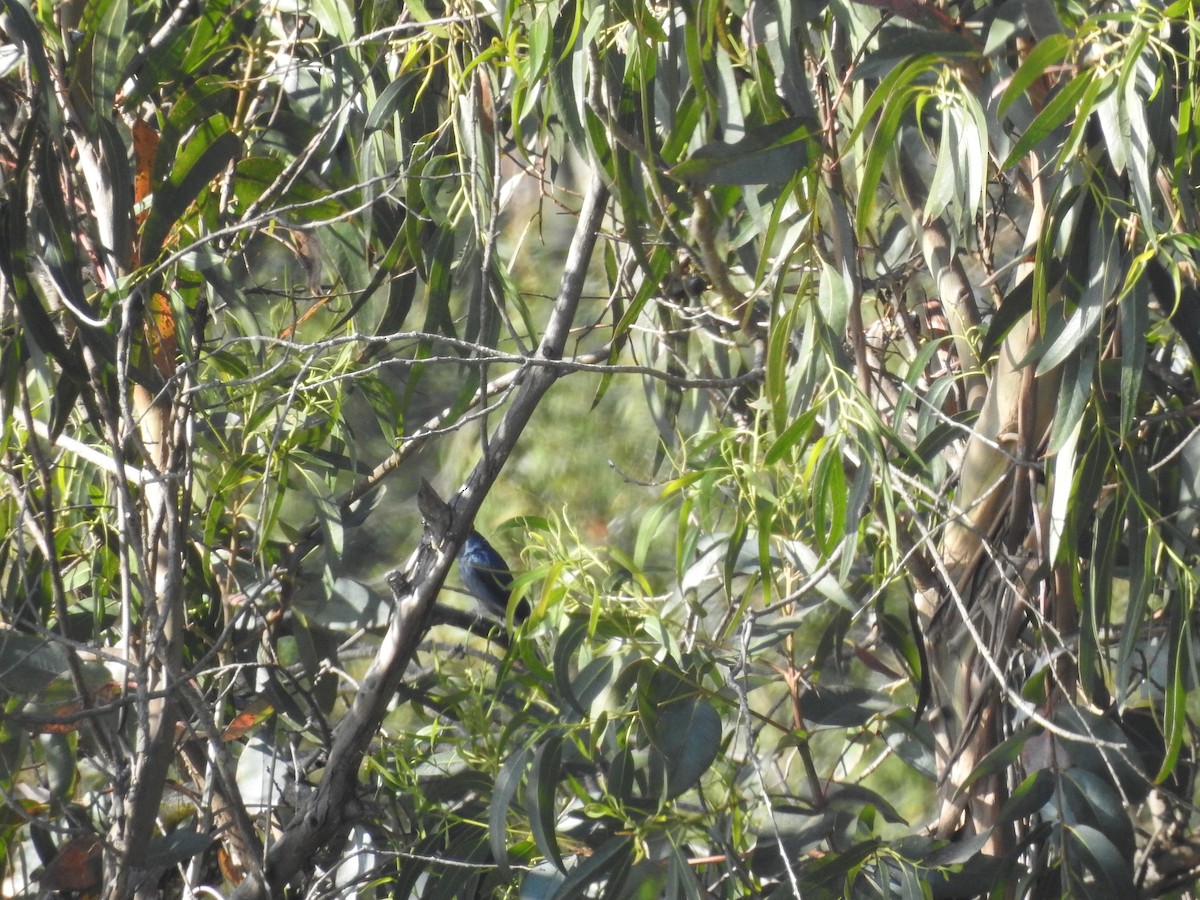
(229, 171), (609, 898)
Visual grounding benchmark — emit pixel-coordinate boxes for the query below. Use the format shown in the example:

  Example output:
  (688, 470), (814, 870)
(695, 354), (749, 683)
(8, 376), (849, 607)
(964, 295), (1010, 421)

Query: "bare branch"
(230, 171), (610, 898)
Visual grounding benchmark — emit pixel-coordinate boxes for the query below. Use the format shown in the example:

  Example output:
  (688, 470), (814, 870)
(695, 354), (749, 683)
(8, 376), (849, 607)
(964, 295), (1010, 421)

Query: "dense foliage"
(1, 0), (1199, 896)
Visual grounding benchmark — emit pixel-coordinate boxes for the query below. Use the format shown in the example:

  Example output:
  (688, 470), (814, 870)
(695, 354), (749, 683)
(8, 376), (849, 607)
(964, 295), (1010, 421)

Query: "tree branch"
(229, 170), (609, 898)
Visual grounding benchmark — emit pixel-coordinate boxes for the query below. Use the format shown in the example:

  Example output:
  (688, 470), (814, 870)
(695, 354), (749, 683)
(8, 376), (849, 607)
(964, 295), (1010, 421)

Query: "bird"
(457, 530), (530, 624)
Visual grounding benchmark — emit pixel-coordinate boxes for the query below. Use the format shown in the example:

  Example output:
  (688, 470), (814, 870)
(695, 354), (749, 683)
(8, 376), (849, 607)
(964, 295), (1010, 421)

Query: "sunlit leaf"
(1002, 69), (1096, 169)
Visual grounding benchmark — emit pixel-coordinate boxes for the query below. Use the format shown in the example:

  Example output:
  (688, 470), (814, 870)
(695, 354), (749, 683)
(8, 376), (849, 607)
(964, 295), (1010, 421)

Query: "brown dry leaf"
(221, 695), (274, 741)
(40, 835), (102, 892)
(218, 844), (248, 886)
(26, 699), (84, 734)
(132, 118), (160, 264)
(145, 291), (179, 377)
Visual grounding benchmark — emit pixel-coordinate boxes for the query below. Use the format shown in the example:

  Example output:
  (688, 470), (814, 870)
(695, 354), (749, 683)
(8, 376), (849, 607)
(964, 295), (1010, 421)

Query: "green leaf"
(1061, 769), (1135, 849)
(526, 735), (566, 871)
(876, 606), (924, 690)
(995, 770), (1054, 825)
(826, 783), (908, 825)
(1117, 271), (1147, 437)
(956, 728), (1032, 794)
(1, 0), (59, 129)
(855, 76), (919, 234)
(671, 117), (815, 185)
(653, 697), (721, 799)
(549, 32), (587, 154)
(855, 28), (977, 79)
(844, 54), (930, 150)
(998, 34), (1071, 115)
(291, 577), (389, 630)
(520, 860), (569, 897)
(1063, 824), (1134, 894)
(1036, 219), (1121, 376)
(802, 837), (882, 892)
(490, 745), (532, 871)
(42, 733), (76, 801)
(311, 0), (355, 42)
(548, 835), (633, 900)
(577, 658), (620, 716)
(84, 0), (129, 122)
(329, 225), (411, 331)
(553, 620), (591, 715)
(765, 405), (819, 466)
(980, 261), (1065, 358)
(983, 2), (1028, 57)
(1051, 706), (1145, 800)
(1002, 70), (1096, 170)
(1161, 623), (1190, 784)
(365, 73), (418, 132)
(144, 829), (213, 869)
(141, 118), (242, 260)
(801, 685), (892, 728)
(813, 450), (847, 554)
(0, 631), (69, 696)
(1080, 497), (1118, 702)
(632, 503), (669, 571)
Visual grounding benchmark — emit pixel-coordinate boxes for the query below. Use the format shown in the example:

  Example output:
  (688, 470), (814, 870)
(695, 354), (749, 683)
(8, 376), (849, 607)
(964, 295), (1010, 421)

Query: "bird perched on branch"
(457, 530), (530, 624)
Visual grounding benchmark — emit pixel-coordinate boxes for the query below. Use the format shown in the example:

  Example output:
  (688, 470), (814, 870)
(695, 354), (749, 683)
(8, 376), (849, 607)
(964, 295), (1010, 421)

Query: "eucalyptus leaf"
(672, 118), (815, 185)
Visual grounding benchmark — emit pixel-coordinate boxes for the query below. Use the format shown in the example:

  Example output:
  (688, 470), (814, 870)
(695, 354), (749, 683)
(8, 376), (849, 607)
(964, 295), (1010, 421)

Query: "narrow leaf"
(526, 735), (566, 871)
(490, 745), (532, 872)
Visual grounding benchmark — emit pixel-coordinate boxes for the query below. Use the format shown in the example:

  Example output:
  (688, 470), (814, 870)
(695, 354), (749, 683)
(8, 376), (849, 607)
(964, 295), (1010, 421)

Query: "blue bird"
(457, 530), (530, 624)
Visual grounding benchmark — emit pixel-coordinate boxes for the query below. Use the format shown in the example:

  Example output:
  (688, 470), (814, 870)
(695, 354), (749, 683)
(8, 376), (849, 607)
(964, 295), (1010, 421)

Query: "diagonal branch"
(229, 170), (609, 898)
